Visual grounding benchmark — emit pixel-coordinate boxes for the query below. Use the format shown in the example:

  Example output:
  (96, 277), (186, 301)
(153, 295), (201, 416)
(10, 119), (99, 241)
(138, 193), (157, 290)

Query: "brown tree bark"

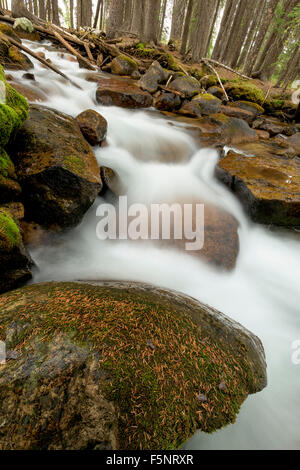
(130, 0), (145, 36)
(212, 0), (234, 60)
(170, 0), (186, 42)
(180, 0), (193, 55)
(52, 0), (60, 26)
(142, 0), (161, 43)
(106, 0), (124, 38)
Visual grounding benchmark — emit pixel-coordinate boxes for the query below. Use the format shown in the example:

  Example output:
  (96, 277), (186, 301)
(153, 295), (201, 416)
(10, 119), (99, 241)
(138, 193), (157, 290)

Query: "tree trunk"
(180, 0), (193, 55)
(106, 0), (124, 38)
(212, 0), (234, 59)
(52, 0), (60, 26)
(130, 0), (145, 36)
(141, 0), (161, 43)
(170, 0), (186, 42)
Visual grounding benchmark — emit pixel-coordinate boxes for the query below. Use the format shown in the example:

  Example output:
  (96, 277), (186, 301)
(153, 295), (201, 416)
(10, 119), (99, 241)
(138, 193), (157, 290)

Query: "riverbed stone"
(216, 147), (300, 226)
(252, 116), (298, 137)
(111, 54), (138, 77)
(9, 104), (102, 228)
(96, 75), (153, 108)
(0, 280), (267, 450)
(76, 109), (108, 146)
(139, 60), (170, 94)
(154, 91), (181, 111)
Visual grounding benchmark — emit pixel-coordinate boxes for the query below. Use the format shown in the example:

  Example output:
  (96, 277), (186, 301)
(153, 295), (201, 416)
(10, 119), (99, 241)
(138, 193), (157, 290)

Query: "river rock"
(9, 104), (102, 228)
(252, 116), (298, 137)
(111, 54), (138, 77)
(216, 147), (300, 226)
(170, 76), (201, 98)
(191, 93), (221, 115)
(139, 60), (170, 94)
(0, 205), (32, 293)
(0, 281), (267, 450)
(225, 81), (264, 105)
(286, 133), (300, 155)
(96, 75), (153, 108)
(209, 113), (258, 145)
(219, 104), (256, 124)
(76, 109), (108, 146)
(207, 86), (225, 99)
(153, 91), (181, 111)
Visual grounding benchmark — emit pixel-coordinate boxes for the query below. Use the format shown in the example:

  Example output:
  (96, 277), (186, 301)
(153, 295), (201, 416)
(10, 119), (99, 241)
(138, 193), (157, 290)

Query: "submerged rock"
(216, 148), (300, 226)
(8, 80), (47, 103)
(9, 104), (102, 228)
(76, 109), (107, 146)
(96, 74), (153, 109)
(0, 281), (267, 450)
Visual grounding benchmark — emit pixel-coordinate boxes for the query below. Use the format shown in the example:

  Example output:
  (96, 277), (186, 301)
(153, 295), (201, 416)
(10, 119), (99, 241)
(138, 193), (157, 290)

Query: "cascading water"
(9, 40), (300, 449)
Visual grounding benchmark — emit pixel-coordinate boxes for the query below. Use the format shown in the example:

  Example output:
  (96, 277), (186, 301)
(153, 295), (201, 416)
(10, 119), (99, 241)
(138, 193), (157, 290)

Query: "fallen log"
(1, 33), (82, 88)
(50, 28), (96, 71)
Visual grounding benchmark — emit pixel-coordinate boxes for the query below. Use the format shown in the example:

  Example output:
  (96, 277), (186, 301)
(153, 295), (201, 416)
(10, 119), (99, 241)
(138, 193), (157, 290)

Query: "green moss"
(8, 46), (24, 64)
(63, 155), (85, 174)
(117, 54), (137, 69)
(0, 282), (257, 450)
(188, 67), (205, 80)
(163, 53), (181, 72)
(0, 65), (28, 147)
(194, 93), (219, 101)
(226, 80), (264, 105)
(0, 148), (15, 179)
(210, 113), (229, 124)
(0, 207), (21, 250)
(263, 99), (285, 113)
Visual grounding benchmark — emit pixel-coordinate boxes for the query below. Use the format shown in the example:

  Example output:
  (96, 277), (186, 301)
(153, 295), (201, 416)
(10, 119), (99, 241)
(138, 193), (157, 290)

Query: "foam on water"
(9, 41), (300, 449)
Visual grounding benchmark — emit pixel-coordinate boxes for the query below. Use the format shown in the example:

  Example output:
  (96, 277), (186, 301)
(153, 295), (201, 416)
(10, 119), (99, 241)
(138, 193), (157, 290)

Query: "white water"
(10, 41), (300, 449)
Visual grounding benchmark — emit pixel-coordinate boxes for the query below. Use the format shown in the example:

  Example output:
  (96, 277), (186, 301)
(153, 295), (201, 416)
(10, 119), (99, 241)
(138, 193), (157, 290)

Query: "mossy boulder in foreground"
(0, 281), (267, 450)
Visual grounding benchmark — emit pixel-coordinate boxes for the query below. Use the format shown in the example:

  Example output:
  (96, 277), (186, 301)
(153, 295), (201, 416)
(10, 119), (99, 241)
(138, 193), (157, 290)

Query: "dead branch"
(50, 28), (96, 71)
(202, 58), (253, 81)
(1, 32), (81, 88)
(202, 59), (229, 101)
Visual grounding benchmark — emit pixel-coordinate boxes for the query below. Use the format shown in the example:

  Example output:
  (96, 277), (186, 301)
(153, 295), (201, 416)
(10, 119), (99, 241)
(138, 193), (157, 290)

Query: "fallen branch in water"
(202, 58), (253, 81)
(202, 59), (229, 101)
(1, 33), (82, 88)
(50, 28), (96, 71)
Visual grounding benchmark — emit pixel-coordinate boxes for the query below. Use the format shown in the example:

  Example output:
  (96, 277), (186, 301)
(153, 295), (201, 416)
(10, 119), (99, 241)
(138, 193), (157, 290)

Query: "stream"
(9, 40), (300, 450)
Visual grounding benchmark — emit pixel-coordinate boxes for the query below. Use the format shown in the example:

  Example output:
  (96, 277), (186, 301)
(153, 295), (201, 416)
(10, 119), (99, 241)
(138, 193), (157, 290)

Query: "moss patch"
(0, 207), (21, 250)
(225, 80), (264, 105)
(0, 282), (259, 450)
(63, 155), (85, 174)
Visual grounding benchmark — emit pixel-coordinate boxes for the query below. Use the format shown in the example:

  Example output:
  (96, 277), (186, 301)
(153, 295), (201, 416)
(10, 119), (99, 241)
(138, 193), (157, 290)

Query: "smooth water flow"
(9, 41), (300, 449)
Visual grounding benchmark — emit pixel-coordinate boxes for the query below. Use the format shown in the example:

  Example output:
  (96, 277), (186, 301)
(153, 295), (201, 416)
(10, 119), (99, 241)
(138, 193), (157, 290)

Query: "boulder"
(8, 80), (47, 103)
(9, 104), (102, 228)
(252, 116), (298, 137)
(0, 205), (32, 293)
(216, 148), (300, 226)
(209, 113), (258, 145)
(170, 76), (201, 98)
(139, 60), (170, 94)
(0, 65), (28, 203)
(96, 75), (153, 109)
(207, 86), (225, 99)
(110, 54), (138, 77)
(225, 81), (264, 105)
(0, 281), (267, 450)
(75, 109), (107, 146)
(154, 91), (181, 111)
(191, 93), (221, 115)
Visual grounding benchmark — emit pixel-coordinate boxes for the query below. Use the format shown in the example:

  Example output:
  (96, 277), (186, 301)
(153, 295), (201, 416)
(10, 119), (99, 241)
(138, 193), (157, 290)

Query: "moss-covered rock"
(0, 205), (32, 293)
(170, 76), (201, 98)
(9, 104), (102, 228)
(0, 31), (33, 71)
(201, 75), (226, 89)
(139, 60), (170, 94)
(225, 80), (264, 105)
(0, 281), (267, 450)
(191, 93), (221, 115)
(111, 54), (138, 77)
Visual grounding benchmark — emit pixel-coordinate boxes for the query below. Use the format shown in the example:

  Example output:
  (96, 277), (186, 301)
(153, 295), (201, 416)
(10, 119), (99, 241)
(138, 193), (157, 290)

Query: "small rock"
(76, 109), (108, 146)
(147, 340), (155, 351)
(197, 393), (207, 403)
(111, 54), (138, 77)
(170, 76), (201, 98)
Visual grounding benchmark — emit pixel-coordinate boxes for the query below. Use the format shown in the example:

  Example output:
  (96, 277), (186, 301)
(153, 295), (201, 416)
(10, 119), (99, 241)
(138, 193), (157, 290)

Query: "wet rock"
(209, 113), (258, 145)
(178, 100), (202, 117)
(8, 80), (47, 102)
(0, 281), (267, 450)
(154, 91), (181, 111)
(111, 54), (138, 76)
(76, 109), (108, 146)
(170, 76), (201, 98)
(252, 116), (298, 137)
(219, 104), (256, 124)
(225, 81), (264, 105)
(139, 60), (170, 94)
(286, 133), (300, 155)
(191, 93), (221, 115)
(9, 104), (102, 228)
(22, 72), (35, 81)
(0, 205), (32, 294)
(216, 148), (300, 226)
(232, 100), (264, 118)
(256, 129), (270, 140)
(0, 33), (33, 71)
(96, 75), (153, 109)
